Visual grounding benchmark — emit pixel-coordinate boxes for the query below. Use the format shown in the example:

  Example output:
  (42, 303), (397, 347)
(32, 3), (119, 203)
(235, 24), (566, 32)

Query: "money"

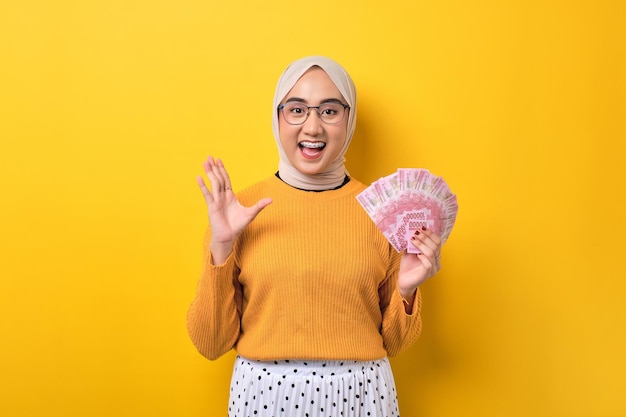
(356, 168), (458, 253)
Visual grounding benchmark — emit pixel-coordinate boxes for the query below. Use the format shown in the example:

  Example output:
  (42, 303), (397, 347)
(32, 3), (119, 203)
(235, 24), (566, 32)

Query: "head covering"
(271, 56), (357, 190)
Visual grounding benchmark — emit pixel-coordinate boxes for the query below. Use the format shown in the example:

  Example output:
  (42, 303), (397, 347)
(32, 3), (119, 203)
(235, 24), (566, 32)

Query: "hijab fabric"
(272, 56), (357, 191)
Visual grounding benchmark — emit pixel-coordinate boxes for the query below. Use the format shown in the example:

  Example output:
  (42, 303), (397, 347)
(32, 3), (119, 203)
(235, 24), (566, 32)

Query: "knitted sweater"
(186, 175), (422, 361)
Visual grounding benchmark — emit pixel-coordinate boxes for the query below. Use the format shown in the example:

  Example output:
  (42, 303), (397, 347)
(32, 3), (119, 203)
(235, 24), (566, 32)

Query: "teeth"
(300, 141), (326, 148)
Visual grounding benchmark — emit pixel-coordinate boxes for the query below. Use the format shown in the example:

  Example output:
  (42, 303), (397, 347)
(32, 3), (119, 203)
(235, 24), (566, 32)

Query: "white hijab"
(271, 56), (357, 191)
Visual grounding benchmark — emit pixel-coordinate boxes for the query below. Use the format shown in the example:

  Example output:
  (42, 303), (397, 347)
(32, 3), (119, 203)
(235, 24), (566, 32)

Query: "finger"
(419, 226), (442, 246)
(204, 157), (225, 193)
(413, 227), (441, 257)
(416, 248), (442, 275)
(419, 228), (443, 271)
(409, 237), (442, 273)
(247, 197), (273, 220)
(415, 250), (435, 270)
(196, 175), (214, 204)
(215, 158), (233, 192)
(409, 228), (436, 255)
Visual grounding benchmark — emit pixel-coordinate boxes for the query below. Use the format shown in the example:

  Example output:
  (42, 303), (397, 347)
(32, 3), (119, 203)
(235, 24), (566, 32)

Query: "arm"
(187, 156), (271, 359)
(379, 251), (423, 357)
(186, 227), (243, 360)
(379, 227), (442, 356)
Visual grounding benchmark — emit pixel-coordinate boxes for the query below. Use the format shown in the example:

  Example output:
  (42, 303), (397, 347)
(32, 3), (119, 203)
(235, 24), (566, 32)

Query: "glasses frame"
(277, 102), (350, 125)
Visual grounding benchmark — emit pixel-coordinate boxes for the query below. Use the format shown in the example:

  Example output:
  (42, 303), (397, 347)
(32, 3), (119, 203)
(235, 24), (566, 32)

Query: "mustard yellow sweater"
(187, 175), (422, 361)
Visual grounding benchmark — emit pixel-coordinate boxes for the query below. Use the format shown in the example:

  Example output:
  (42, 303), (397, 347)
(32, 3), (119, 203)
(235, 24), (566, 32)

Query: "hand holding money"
(399, 226), (442, 304)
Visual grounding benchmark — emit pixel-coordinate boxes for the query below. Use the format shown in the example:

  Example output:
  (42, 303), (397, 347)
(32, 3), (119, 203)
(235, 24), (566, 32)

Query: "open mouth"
(298, 141), (326, 158)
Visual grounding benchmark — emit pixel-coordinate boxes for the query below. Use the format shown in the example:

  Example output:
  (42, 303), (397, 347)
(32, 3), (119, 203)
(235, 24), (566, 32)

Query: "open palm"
(197, 157), (272, 263)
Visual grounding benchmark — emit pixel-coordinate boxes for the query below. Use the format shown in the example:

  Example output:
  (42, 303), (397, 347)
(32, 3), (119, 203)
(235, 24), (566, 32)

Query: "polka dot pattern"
(228, 355), (400, 417)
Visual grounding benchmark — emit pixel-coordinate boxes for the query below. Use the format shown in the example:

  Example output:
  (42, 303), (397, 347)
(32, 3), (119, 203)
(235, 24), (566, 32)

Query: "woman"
(187, 56), (442, 417)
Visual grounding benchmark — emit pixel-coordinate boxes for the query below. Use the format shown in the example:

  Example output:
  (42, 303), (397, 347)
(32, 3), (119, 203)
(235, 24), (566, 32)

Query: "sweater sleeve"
(186, 227), (243, 360)
(378, 250), (423, 357)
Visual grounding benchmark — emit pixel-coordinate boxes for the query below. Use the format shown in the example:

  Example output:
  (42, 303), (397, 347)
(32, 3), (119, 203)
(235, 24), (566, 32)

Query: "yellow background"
(1, 1), (625, 416)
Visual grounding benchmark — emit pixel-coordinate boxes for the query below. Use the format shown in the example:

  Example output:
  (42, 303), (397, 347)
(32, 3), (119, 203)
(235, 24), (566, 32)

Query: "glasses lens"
(319, 103), (345, 124)
(282, 103), (308, 124)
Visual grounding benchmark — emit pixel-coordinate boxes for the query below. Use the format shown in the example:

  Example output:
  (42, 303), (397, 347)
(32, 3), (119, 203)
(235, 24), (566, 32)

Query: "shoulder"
(347, 177), (367, 192)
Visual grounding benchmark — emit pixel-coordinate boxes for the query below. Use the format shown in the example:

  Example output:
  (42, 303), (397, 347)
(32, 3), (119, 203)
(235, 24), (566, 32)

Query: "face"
(278, 67), (349, 176)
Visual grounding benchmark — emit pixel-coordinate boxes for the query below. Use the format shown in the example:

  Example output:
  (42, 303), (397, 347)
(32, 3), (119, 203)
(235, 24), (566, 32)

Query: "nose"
(303, 109), (324, 135)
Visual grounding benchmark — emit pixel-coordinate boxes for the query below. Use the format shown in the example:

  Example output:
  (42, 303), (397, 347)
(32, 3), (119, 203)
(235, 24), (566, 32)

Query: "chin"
(296, 167), (323, 176)
(295, 161), (329, 176)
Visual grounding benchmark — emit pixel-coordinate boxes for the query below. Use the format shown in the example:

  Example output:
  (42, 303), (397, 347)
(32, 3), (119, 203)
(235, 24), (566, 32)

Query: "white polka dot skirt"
(228, 355), (401, 417)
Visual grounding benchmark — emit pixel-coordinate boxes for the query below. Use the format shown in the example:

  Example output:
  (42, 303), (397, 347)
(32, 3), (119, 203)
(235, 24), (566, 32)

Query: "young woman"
(187, 56), (442, 417)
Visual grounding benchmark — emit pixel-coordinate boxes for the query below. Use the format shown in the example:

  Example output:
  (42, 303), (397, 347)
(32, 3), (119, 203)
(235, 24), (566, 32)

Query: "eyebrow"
(284, 97), (346, 105)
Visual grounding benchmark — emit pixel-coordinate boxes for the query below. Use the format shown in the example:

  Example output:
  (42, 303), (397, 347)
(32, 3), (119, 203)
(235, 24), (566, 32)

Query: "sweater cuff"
(207, 250), (235, 268)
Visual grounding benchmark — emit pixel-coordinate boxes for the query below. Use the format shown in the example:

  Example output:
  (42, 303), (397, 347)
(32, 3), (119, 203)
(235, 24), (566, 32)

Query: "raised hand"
(197, 156), (272, 264)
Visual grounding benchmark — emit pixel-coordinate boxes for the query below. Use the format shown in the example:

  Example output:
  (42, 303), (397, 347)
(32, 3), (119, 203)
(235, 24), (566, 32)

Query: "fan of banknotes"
(356, 168), (458, 253)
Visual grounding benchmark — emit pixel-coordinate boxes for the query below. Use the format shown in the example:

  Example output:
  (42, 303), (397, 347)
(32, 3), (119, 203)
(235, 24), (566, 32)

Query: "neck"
(277, 159), (349, 191)
(275, 171), (350, 191)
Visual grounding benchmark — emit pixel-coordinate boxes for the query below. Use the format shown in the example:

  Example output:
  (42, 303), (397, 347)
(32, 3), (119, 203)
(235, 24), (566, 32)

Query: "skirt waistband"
(235, 355), (390, 378)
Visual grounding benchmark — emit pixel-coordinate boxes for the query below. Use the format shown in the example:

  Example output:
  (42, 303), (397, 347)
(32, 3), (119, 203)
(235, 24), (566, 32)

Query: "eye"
(286, 103), (307, 115)
(320, 104), (341, 115)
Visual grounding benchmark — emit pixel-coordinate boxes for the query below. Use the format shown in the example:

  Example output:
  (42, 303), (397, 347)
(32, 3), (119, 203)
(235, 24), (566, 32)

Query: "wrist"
(399, 285), (417, 301)
(399, 286), (417, 314)
(209, 241), (234, 265)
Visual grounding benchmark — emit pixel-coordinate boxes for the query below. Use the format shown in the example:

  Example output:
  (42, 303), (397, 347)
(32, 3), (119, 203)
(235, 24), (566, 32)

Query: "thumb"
(248, 197), (273, 220)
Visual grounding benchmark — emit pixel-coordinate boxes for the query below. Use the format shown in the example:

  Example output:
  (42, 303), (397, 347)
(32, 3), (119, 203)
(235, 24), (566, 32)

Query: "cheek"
(329, 127), (348, 150)
(278, 124), (299, 151)
(277, 119), (291, 140)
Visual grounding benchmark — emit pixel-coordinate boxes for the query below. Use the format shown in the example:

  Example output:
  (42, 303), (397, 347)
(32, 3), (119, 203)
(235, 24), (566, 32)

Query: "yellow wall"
(1, 1), (624, 416)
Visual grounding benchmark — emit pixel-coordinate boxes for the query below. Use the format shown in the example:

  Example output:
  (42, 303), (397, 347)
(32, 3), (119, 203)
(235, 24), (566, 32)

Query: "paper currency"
(356, 168), (458, 253)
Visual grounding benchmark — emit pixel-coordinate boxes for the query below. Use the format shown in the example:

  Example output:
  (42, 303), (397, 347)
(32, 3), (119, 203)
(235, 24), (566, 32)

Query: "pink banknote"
(356, 168), (458, 252)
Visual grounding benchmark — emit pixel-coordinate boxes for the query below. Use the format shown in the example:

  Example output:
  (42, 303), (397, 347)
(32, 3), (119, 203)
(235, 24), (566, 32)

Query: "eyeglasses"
(278, 101), (350, 125)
